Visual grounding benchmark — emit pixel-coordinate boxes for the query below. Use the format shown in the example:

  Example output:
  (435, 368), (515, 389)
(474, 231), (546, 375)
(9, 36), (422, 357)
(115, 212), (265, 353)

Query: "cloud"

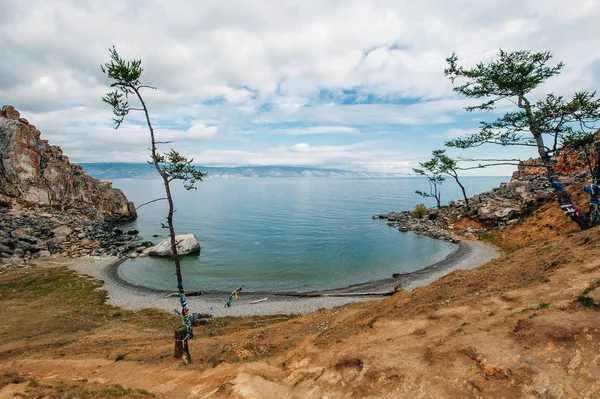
(186, 123), (219, 140)
(1, 0), (599, 174)
(428, 128), (481, 139)
(274, 126), (359, 135)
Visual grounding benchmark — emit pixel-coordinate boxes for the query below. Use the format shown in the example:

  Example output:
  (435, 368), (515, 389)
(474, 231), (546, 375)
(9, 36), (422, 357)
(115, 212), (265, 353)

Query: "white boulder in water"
(143, 234), (200, 256)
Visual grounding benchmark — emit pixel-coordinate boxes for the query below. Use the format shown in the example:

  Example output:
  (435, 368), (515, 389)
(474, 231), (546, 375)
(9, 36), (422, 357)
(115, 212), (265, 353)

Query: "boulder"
(143, 234), (200, 257)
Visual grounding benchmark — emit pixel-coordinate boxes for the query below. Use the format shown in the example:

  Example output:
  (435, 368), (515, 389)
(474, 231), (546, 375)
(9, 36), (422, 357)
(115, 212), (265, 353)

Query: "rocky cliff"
(0, 105), (136, 220)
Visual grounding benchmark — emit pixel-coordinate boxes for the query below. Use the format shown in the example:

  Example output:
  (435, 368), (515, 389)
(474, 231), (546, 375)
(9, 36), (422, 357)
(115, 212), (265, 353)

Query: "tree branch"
(457, 158), (523, 162)
(136, 197), (167, 210)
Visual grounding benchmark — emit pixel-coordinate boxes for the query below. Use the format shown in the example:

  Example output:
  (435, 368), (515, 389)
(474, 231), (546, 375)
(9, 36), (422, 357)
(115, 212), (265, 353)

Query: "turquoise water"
(113, 177), (508, 292)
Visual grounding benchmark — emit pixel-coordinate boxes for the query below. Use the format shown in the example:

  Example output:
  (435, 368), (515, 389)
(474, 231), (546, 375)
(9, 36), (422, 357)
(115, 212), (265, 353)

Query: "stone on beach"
(143, 234), (200, 256)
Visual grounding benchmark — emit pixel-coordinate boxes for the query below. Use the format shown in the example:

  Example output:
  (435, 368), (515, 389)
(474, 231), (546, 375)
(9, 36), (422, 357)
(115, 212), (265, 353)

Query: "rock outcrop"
(376, 171), (561, 241)
(143, 234), (201, 257)
(0, 105), (136, 220)
(377, 151), (598, 242)
(0, 105), (141, 267)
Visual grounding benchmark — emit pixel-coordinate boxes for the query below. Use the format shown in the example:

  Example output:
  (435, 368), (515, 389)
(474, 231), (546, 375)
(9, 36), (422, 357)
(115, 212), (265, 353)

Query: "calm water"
(113, 177), (508, 292)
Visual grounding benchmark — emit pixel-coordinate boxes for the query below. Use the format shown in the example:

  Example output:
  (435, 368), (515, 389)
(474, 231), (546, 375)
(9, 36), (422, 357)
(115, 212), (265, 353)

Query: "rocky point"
(376, 160), (591, 242)
(0, 105), (139, 268)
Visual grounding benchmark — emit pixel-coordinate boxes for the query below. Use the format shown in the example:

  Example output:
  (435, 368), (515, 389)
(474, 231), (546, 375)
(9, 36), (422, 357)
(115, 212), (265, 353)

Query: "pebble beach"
(44, 239), (498, 318)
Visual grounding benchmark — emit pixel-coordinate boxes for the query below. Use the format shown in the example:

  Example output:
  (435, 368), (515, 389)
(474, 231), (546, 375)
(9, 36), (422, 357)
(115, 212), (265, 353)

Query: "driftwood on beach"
(274, 291), (395, 298)
(165, 291), (203, 298)
(249, 298), (268, 304)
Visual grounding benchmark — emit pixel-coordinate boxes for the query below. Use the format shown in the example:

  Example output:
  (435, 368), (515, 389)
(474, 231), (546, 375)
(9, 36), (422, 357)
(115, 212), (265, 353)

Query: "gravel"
(51, 239), (498, 318)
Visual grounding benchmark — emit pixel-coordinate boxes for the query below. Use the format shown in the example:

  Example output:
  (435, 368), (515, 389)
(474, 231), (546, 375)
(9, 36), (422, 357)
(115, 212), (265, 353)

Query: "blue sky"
(1, 0), (599, 175)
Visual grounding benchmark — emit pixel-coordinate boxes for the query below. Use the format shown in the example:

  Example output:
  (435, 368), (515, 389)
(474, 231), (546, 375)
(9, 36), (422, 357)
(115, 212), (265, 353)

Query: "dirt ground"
(1, 197), (600, 398)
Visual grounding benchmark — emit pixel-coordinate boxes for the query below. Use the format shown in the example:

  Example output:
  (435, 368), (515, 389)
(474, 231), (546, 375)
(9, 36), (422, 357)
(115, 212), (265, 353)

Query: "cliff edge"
(0, 105), (136, 220)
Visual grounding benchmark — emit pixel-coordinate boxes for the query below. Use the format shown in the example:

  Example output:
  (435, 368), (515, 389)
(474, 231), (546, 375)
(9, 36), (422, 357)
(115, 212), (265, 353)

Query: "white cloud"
(428, 128), (481, 139)
(274, 126), (359, 135)
(186, 123), (219, 140)
(290, 143), (311, 152)
(1, 0), (599, 174)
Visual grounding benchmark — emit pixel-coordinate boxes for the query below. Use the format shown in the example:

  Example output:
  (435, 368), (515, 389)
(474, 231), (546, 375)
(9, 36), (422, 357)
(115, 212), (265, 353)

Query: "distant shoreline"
(59, 238), (498, 317)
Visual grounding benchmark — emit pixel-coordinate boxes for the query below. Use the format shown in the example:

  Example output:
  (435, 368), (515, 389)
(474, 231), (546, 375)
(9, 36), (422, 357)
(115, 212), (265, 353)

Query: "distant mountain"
(79, 163), (409, 180)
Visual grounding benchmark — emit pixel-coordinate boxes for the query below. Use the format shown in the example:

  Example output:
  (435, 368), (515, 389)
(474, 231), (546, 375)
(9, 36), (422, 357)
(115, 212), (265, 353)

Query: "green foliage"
(445, 50), (563, 111)
(413, 157), (445, 208)
(578, 295), (596, 306)
(445, 49), (600, 165)
(413, 203), (427, 218)
(428, 212), (438, 221)
(431, 149), (470, 209)
(101, 46), (143, 128)
(538, 302), (550, 309)
(152, 149), (207, 190)
(102, 47), (206, 192)
(115, 353), (126, 362)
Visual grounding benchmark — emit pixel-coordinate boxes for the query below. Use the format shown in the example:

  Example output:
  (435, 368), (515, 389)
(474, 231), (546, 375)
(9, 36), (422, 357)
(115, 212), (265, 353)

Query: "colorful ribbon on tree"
(225, 285), (244, 308)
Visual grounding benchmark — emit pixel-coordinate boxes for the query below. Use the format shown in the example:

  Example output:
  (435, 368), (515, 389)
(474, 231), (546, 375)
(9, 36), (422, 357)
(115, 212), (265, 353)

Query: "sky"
(1, 0), (599, 176)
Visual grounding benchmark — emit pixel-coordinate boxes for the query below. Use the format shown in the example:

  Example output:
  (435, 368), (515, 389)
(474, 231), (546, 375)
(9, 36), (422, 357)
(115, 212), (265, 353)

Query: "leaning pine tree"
(444, 49), (600, 229)
(101, 47), (206, 363)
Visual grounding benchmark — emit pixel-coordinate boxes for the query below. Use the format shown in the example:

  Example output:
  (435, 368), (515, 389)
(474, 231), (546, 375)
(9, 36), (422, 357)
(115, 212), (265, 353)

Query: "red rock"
(0, 106), (137, 220)
(1, 105), (21, 120)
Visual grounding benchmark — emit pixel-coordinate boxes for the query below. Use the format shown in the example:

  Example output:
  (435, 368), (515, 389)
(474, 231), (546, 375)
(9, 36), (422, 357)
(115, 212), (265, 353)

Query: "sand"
(51, 239), (498, 317)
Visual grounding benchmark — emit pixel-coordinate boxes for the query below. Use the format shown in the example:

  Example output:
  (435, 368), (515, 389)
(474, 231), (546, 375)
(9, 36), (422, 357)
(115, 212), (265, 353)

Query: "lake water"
(113, 176), (508, 292)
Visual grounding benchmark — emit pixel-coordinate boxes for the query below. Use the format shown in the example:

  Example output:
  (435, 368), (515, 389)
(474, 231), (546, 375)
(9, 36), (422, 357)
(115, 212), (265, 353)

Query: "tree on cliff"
(444, 49), (600, 170)
(101, 46), (205, 363)
(431, 150), (470, 210)
(413, 158), (444, 209)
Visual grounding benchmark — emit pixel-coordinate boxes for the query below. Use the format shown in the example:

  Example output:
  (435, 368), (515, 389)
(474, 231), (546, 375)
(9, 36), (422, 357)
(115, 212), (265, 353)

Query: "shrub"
(428, 213), (439, 221)
(578, 296), (595, 307)
(413, 203), (427, 218)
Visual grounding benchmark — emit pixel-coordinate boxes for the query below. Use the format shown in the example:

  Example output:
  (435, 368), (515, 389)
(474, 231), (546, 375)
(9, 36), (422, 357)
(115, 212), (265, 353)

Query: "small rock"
(38, 250), (51, 258)
(3, 257), (24, 266)
(51, 225), (73, 238)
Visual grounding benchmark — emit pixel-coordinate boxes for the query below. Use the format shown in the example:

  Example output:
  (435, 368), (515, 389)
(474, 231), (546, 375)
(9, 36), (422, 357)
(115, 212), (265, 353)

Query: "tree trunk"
(451, 174), (469, 210)
(520, 95), (551, 168)
(594, 150), (600, 185)
(174, 326), (192, 364)
(133, 86), (192, 363)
